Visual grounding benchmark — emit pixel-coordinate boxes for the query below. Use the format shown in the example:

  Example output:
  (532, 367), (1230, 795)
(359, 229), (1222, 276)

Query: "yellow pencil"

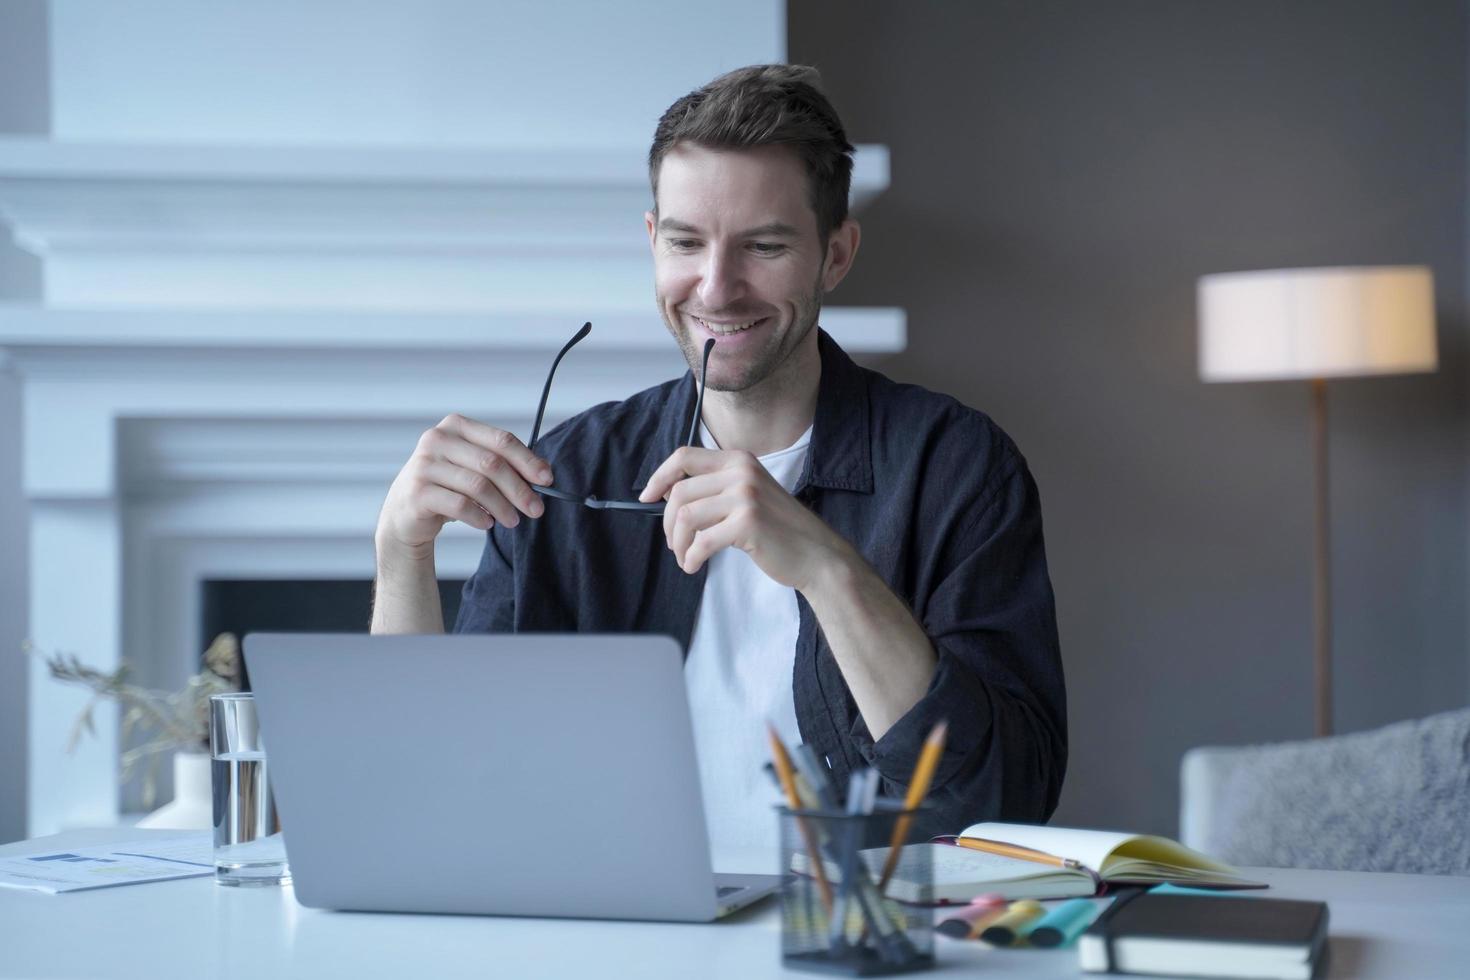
(876, 719), (948, 892)
(953, 836), (1081, 870)
(768, 724), (834, 914)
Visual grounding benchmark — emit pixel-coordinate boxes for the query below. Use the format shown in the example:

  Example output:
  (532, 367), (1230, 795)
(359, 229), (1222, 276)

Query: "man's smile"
(688, 314), (773, 338)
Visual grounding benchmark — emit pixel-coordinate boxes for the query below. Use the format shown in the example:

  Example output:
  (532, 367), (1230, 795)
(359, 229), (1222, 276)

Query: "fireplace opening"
(200, 578), (466, 688)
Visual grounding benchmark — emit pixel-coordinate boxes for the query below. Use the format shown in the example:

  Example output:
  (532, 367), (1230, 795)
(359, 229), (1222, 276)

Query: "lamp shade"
(1198, 266), (1437, 382)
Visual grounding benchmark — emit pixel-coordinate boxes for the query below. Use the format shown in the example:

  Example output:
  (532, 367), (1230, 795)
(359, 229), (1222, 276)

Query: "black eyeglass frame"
(526, 322), (714, 516)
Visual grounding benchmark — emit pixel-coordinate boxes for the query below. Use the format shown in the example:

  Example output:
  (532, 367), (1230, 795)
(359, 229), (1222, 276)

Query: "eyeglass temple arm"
(685, 338), (715, 447)
(528, 321), (592, 452)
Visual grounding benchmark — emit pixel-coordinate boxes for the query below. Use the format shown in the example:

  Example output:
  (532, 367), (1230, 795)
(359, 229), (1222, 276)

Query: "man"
(372, 65), (1066, 846)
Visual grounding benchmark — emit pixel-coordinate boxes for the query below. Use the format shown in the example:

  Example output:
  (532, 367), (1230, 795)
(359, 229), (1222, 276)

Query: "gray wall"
(0, 0), (48, 134)
(791, 0), (1469, 835)
(0, 367), (24, 845)
(0, 0), (47, 843)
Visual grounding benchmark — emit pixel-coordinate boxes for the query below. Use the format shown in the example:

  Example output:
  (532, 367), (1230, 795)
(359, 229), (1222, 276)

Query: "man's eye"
(667, 239), (700, 251)
(749, 242), (786, 256)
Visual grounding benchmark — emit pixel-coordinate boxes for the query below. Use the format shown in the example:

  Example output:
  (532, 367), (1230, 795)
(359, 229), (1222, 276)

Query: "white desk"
(3, 830), (1468, 979)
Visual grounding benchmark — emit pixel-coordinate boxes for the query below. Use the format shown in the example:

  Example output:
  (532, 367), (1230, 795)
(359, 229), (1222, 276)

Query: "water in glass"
(212, 749), (289, 885)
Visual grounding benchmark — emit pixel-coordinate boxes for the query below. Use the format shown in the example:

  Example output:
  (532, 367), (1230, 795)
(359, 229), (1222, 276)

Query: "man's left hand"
(639, 446), (852, 590)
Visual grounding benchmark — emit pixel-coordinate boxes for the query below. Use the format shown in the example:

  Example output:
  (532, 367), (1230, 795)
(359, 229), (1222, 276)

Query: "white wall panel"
(50, 0), (784, 146)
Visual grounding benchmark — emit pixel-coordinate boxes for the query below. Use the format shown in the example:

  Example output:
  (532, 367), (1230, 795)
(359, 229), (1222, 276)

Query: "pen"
(781, 759), (913, 963)
(790, 744), (841, 810)
(826, 768), (872, 950)
(876, 719), (948, 892)
(787, 768), (909, 947)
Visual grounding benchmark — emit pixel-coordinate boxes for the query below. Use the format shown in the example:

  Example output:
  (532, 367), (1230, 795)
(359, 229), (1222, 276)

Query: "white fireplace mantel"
(0, 138), (890, 311)
(0, 139), (904, 836)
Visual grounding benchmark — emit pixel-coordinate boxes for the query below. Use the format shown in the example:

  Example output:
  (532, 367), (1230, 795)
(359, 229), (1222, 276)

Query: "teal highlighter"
(1027, 899), (1101, 948)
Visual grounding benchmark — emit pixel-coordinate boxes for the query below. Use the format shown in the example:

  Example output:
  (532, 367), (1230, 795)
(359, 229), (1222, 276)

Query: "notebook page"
(958, 823), (1140, 874)
(1103, 841), (1257, 882)
(851, 844), (1090, 902)
(958, 823), (1255, 883)
(800, 843), (1079, 888)
(905, 845), (1083, 887)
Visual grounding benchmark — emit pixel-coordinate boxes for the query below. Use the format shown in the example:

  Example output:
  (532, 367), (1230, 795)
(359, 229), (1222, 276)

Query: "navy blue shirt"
(455, 329), (1066, 836)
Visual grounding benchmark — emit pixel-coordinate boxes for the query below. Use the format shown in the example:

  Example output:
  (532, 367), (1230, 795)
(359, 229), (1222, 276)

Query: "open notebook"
(859, 822), (1266, 904)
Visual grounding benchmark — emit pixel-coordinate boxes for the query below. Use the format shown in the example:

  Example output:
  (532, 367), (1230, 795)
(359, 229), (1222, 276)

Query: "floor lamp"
(1197, 266), (1438, 737)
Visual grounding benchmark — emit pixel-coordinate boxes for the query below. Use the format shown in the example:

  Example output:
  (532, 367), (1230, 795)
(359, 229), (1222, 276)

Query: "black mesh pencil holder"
(777, 803), (935, 976)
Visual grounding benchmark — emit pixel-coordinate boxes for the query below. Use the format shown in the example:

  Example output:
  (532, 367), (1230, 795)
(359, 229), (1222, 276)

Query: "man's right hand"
(374, 413), (553, 563)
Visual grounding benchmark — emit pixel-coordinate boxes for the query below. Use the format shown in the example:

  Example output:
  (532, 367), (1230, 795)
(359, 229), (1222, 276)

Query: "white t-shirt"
(683, 422), (813, 856)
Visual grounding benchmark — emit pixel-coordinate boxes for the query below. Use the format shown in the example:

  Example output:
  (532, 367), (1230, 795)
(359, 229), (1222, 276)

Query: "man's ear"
(821, 218), (861, 292)
(645, 210), (658, 251)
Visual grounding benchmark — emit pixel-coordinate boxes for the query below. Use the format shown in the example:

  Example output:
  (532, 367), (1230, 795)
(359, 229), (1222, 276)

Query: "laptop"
(242, 632), (780, 921)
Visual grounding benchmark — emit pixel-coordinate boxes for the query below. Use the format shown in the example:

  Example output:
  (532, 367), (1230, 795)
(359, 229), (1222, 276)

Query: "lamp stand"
(1311, 378), (1332, 737)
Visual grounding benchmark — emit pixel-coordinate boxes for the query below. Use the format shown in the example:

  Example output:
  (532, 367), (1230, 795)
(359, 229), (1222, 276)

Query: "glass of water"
(210, 692), (289, 886)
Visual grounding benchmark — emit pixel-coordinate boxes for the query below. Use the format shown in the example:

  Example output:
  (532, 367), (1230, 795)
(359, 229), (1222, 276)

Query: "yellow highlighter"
(979, 900), (1045, 947)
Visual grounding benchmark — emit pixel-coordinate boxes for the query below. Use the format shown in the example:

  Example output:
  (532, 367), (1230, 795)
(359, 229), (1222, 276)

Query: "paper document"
(0, 833), (215, 894)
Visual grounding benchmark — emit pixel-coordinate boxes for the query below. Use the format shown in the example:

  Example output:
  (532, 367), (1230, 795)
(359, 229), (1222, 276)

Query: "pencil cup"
(778, 804), (934, 976)
(209, 693), (289, 886)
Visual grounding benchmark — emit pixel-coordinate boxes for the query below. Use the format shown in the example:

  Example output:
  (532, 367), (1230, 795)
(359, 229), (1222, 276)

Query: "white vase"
(135, 750), (214, 830)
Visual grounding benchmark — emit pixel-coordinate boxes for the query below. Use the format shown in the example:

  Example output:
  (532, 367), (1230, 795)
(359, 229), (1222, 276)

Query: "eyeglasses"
(527, 322), (714, 517)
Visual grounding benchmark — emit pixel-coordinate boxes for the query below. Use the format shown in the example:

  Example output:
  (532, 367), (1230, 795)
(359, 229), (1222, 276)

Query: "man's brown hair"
(648, 64), (855, 242)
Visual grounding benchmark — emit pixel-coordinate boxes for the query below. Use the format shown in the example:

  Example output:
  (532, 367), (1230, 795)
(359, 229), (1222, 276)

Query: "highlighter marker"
(979, 899), (1045, 946)
(934, 894), (1007, 938)
(1027, 898), (1100, 948)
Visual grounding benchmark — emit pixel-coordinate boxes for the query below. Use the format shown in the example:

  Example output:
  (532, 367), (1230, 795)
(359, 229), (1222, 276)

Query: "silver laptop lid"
(243, 632), (720, 921)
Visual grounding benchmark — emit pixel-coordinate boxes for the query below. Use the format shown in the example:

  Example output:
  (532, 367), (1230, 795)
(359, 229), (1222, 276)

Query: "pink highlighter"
(935, 894), (1008, 939)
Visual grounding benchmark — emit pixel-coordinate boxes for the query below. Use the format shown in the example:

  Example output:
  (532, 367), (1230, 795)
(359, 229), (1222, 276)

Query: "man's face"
(646, 144), (834, 393)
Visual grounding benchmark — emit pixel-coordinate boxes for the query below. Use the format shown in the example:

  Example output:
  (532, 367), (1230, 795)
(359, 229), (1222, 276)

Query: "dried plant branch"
(29, 634), (242, 808)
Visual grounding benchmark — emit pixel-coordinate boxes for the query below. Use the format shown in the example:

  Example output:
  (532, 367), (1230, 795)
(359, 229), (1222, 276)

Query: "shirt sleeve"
(451, 524), (518, 633)
(854, 448), (1067, 832)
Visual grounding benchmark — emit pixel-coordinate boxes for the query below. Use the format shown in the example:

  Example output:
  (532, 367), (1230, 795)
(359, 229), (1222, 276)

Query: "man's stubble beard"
(660, 274), (825, 395)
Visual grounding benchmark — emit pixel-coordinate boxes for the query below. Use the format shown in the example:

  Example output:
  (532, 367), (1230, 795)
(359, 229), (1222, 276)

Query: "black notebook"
(1078, 892), (1329, 980)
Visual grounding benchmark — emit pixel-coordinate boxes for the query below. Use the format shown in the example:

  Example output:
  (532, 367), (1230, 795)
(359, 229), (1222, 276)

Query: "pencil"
(953, 836), (1081, 870)
(876, 719), (948, 892)
(768, 724), (835, 914)
(786, 766), (911, 952)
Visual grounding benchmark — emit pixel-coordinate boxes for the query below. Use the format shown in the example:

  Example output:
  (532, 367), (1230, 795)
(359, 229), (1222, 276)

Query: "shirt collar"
(631, 327), (873, 495)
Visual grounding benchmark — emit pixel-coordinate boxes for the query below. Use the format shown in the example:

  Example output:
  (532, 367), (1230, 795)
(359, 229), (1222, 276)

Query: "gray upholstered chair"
(1180, 708), (1470, 875)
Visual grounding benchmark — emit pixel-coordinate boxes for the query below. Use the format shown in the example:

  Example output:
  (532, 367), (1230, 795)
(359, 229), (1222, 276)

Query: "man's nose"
(696, 249), (743, 311)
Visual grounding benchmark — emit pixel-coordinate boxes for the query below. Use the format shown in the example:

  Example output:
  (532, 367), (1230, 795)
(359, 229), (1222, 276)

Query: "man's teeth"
(696, 317), (760, 335)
